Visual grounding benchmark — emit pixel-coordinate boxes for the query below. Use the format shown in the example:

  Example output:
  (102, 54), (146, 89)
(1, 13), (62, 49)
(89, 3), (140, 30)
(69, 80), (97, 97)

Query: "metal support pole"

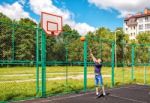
(36, 25), (39, 96)
(111, 42), (115, 87)
(131, 44), (135, 81)
(83, 40), (87, 92)
(115, 32), (117, 67)
(65, 45), (68, 85)
(41, 31), (46, 97)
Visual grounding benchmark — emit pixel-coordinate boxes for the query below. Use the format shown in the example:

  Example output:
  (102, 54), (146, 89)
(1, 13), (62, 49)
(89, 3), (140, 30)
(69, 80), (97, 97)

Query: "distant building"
(124, 8), (150, 39)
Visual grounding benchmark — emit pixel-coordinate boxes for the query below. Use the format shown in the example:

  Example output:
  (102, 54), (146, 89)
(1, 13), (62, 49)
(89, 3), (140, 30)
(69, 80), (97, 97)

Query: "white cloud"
(74, 23), (95, 35)
(29, 0), (95, 34)
(0, 2), (30, 20)
(88, 0), (150, 17)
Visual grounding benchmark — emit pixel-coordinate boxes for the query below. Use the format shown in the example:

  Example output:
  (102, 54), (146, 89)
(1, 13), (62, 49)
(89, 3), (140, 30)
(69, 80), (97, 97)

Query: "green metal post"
(111, 42), (115, 87)
(36, 25), (39, 95)
(12, 23), (15, 61)
(65, 46), (68, 85)
(41, 30), (46, 97)
(131, 45), (135, 81)
(83, 40), (87, 92)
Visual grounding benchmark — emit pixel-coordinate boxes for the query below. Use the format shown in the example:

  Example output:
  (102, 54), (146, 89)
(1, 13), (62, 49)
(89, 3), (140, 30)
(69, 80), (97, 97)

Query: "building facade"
(124, 8), (150, 39)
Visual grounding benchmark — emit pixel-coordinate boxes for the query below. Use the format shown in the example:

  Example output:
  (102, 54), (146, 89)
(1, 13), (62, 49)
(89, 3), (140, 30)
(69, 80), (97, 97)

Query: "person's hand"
(90, 53), (92, 56)
(90, 52), (93, 57)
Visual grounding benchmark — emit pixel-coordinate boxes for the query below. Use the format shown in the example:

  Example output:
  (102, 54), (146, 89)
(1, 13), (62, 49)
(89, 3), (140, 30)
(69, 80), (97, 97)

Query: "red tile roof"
(124, 13), (150, 21)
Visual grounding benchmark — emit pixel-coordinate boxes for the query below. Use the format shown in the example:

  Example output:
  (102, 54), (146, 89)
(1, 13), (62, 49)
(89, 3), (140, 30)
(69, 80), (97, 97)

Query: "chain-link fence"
(0, 21), (37, 102)
(115, 43), (150, 86)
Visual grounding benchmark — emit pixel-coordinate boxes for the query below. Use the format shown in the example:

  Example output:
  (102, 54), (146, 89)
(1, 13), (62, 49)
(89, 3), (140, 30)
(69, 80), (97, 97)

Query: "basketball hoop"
(41, 12), (63, 36)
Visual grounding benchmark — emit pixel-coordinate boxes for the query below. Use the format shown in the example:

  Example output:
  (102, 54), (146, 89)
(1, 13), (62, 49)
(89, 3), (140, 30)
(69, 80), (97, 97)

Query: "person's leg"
(102, 86), (106, 95)
(99, 75), (106, 95)
(96, 87), (99, 95)
(95, 75), (99, 95)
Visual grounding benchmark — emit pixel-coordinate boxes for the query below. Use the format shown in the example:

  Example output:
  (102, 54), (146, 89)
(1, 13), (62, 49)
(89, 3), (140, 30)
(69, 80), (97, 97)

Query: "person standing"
(90, 49), (106, 97)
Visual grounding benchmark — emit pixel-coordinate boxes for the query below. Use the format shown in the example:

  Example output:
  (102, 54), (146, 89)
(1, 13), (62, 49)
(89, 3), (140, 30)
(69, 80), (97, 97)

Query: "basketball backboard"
(41, 12), (62, 36)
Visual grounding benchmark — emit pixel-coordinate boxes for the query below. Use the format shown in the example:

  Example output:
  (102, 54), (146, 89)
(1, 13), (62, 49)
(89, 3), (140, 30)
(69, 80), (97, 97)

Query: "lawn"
(0, 66), (150, 101)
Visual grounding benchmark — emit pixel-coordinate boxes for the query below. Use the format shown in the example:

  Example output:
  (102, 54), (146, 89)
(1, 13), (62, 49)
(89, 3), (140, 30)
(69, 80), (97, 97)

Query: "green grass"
(0, 66), (150, 101)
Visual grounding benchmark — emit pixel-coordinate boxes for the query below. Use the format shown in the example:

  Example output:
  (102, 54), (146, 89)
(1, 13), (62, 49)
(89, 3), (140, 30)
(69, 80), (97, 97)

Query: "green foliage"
(62, 24), (80, 42)
(137, 32), (150, 44)
(0, 14), (37, 61)
(18, 18), (36, 26)
(0, 14), (12, 60)
(68, 39), (83, 61)
(0, 13), (12, 23)
(0, 12), (150, 65)
(14, 25), (36, 60)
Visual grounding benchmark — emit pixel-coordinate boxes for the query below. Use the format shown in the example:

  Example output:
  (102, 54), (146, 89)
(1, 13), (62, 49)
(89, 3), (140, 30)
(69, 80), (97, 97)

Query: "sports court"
(18, 85), (150, 103)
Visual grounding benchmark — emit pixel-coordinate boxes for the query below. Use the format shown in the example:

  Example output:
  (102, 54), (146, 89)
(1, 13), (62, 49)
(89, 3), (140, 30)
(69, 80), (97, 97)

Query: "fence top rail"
(121, 43), (150, 47)
(134, 43), (150, 46)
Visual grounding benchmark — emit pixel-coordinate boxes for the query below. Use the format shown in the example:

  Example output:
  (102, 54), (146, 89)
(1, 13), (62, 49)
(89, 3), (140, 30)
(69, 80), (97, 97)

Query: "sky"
(0, 0), (149, 34)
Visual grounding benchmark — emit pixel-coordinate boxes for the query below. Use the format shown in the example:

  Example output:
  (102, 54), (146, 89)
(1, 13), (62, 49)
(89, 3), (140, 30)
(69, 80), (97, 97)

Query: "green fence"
(0, 21), (150, 102)
(0, 21), (38, 102)
(115, 43), (150, 86)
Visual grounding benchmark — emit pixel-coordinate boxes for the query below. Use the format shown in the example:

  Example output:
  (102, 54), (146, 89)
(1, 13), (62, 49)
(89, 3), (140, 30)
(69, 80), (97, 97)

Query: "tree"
(137, 32), (150, 44)
(19, 18), (36, 26)
(95, 27), (113, 40)
(15, 18), (36, 60)
(86, 27), (113, 63)
(0, 13), (12, 60)
(135, 32), (150, 63)
(62, 24), (80, 43)
(0, 13), (12, 22)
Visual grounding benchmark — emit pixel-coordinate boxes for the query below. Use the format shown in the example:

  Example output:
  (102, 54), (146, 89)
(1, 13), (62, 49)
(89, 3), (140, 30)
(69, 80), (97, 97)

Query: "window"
(145, 17), (148, 21)
(145, 24), (150, 29)
(145, 17), (150, 22)
(138, 18), (143, 23)
(139, 24), (143, 30)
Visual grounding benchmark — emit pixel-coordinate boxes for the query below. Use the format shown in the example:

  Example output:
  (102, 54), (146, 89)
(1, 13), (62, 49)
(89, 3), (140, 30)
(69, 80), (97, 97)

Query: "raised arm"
(89, 49), (97, 62)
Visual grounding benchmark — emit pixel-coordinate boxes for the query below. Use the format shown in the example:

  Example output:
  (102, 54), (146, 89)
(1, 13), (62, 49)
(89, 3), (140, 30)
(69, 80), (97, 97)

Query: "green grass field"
(0, 66), (150, 101)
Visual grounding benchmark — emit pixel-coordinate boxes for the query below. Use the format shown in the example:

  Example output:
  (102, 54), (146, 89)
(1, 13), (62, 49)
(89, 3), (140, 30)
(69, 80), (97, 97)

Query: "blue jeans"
(95, 75), (103, 86)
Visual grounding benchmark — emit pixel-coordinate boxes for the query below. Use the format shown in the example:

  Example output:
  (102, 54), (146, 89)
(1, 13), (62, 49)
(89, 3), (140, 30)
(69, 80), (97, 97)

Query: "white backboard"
(41, 12), (62, 36)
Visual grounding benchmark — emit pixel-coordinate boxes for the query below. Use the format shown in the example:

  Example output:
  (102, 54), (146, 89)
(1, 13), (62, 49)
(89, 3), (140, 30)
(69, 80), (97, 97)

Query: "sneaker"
(96, 93), (101, 99)
(96, 93), (101, 97)
(103, 92), (106, 96)
(98, 93), (101, 97)
(96, 92), (99, 96)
